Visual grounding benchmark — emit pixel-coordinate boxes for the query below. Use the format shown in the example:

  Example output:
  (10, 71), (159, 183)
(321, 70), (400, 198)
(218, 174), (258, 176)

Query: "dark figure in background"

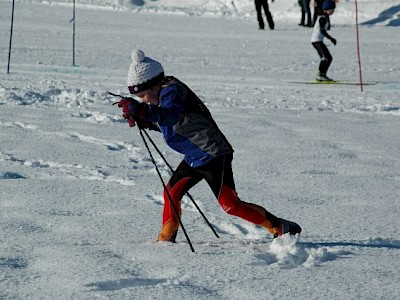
(313, 0), (324, 25)
(299, 0), (312, 27)
(255, 0), (274, 30)
(298, 0), (304, 25)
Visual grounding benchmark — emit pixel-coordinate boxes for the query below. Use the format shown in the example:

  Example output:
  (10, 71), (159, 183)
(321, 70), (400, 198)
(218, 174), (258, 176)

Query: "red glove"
(117, 98), (147, 127)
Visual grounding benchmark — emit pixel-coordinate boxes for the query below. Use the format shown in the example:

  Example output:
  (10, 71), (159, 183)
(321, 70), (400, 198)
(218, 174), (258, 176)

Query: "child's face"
(326, 9), (335, 16)
(134, 86), (160, 105)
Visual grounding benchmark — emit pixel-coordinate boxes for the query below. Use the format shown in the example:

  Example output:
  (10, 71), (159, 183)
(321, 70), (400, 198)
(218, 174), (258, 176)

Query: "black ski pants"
(312, 41), (333, 75)
(255, 0), (274, 30)
(300, 0), (312, 26)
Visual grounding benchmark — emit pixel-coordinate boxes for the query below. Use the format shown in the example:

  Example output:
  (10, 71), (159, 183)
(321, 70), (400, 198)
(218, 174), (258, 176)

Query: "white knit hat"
(127, 50), (164, 94)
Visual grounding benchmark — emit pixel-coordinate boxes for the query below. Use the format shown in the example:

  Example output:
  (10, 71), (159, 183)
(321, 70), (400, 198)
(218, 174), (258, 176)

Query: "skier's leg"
(312, 41), (329, 75)
(303, 0), (312, 26)
(255, 0), (265, 29)
(158, 160), (202, 242)
(218, 183), (301, 237)
(201, 154), (281, 236)
(300, 3), (306, 26)
(218, 185), (281, 235)
(319, 42), (332, 75)
(262, 1), (274, 29)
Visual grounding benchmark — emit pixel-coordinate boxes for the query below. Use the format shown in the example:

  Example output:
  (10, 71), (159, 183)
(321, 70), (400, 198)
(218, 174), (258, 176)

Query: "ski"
(290, 80), (379, 86)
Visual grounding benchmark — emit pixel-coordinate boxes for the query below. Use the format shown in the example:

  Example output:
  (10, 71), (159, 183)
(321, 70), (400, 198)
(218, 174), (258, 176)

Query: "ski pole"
(69, 0), (76, 66)
(141, 129), (219, 238)
(355, 0), (364, 92)
(110, 93), (195, 251)
(7, 0), (16, 74)
(138, 127), (195, 252)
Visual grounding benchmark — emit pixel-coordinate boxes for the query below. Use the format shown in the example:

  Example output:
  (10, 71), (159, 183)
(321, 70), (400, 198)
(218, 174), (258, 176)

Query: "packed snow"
(1, 0), (399, 299)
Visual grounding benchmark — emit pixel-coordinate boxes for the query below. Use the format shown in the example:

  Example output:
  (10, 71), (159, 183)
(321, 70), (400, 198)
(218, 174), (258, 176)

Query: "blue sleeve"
(147, 84), (185, 126)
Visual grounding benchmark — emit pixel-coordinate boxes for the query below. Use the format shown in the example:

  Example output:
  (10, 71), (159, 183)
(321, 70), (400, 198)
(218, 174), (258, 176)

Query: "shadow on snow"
(362, 4), (400, 26)
(302, 238), (400, 250)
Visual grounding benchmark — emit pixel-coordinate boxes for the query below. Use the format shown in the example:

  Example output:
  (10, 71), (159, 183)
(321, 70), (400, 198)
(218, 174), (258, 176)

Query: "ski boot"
(316, 73), (334, 82)
(157, 218), (179, 243)
(274, 218), (302, 238)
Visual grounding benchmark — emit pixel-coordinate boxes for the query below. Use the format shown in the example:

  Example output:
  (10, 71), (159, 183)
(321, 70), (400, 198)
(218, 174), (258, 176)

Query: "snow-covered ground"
(12, 0), (400, 25)
(1, 1), (400, 299)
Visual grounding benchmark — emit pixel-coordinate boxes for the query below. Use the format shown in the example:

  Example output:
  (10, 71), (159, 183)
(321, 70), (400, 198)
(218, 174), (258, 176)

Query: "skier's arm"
(117, 84), (185, 129)
(147, 85), (185, 126)
(319, 17), (337, 45)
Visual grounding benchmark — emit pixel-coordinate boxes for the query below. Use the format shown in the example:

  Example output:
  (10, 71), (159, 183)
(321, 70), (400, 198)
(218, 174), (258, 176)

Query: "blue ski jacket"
(146, 76), (233, 168)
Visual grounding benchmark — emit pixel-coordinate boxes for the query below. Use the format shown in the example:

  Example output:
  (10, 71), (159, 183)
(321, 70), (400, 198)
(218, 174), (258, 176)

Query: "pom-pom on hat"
(127, 50), (164, 94)
(322, 0), (336, 10)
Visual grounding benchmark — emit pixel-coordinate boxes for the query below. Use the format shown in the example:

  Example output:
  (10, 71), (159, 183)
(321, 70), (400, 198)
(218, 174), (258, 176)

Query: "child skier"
(116, 49), (301, 242)
(311, 0), (337, 81)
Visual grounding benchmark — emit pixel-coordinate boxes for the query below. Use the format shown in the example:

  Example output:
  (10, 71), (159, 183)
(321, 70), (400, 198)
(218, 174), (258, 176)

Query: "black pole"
(7, 0), (16, 74)
(70, 0), (76, 66)
(142, 129), (219, 238)
(138, 128), (195, 253)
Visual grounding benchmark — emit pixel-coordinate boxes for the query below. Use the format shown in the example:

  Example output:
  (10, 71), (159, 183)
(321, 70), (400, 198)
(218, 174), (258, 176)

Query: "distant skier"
(311, 0), (337, 81)
(115, 49), (301, 242)
(254, 0), (274, 30)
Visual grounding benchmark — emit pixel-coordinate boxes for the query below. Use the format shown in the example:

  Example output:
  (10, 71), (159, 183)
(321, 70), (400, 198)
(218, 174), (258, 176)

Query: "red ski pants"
(158, 154), (280, 240)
